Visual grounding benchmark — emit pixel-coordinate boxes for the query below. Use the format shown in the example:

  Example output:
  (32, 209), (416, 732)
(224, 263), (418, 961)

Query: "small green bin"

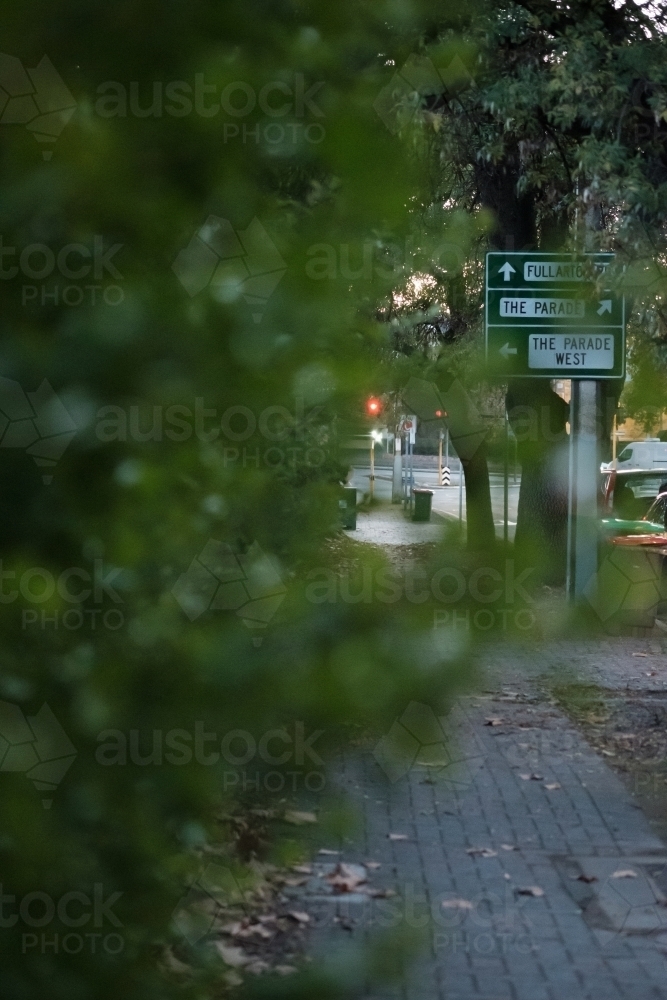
(412, 488), (434, 523)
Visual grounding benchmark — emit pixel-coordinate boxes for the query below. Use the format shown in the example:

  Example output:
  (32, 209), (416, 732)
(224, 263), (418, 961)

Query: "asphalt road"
(349, 465), (521, 539)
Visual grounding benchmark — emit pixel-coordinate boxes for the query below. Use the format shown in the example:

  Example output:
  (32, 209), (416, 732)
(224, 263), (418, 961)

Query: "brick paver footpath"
(295, 639), (667, 1000)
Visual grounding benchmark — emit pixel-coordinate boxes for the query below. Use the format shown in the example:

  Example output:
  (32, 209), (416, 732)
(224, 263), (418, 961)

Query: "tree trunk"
(507, 380), (570, 584)
(438, 375), (496, 553)
(461, 442), (496, 552)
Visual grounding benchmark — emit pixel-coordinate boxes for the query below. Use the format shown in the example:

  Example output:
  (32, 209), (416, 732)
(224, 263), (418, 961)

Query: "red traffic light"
(366, 396), (382, 416)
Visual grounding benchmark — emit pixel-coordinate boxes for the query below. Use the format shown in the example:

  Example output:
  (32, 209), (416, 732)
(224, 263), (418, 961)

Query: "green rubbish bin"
(339, 486), (357, 530)
(412, 488), (434, 523)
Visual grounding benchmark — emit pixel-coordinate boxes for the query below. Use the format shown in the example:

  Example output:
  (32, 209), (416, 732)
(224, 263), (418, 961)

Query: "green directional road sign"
(485, 252), (625, 379)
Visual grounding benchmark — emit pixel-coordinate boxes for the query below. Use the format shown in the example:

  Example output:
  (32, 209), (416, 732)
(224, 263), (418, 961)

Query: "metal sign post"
(503, 409), (509, 546)
(566, 381), (600, 598)
(485, 252), (625, 601)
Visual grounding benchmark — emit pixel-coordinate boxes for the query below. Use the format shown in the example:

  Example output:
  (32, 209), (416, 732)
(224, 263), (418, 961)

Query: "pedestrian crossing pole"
(439, 428), (451, 486)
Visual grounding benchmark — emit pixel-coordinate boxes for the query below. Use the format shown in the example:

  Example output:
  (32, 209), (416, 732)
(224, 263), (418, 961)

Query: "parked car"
(601, 468), (667, 531)
(643, 491), (667, 530)
(598, 476), (667, 628)
(605, 439), (667, 472)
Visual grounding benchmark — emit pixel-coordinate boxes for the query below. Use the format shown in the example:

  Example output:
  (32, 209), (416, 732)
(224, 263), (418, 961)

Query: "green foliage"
(0, 2), (485, 998)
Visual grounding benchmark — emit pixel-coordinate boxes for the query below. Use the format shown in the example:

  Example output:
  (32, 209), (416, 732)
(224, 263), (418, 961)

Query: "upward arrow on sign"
(499, 262), (516, 281)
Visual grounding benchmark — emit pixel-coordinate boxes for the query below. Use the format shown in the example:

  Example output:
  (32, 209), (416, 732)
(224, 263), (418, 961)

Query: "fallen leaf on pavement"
(388, 833), (409, 841)
(282, 876), (309, 887)
(501, 844), (517, 851)
(161, 949), (192, 975)
(365, 861), (381, 869)
(225, 920), (275, 940)
(292, 864), (312, 875)
(284, 810), (318, 825)
(520, 773), (543, 781)
(441, 897), (474, 910)
(466, 846), (498, 858)
(247, 960), (270, 975)
(223, 971), (244, 988)
(484, 717), (504, 726)
(632, 652), (649, 657)
(287, 911), (311, 924)
(545, 783), (561, 790)
(327, 863), (367, 893)
(612, 869), (637, 879)
(216, 943), (251, 968)
(515, 886), (544, 897)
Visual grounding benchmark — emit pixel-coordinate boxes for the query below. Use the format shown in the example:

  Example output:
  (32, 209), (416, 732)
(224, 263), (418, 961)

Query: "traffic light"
(366, 396), (382, 417)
